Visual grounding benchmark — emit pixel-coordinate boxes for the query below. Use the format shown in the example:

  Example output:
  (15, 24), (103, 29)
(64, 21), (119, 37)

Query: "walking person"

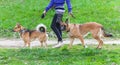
(41, 0), (72, 48)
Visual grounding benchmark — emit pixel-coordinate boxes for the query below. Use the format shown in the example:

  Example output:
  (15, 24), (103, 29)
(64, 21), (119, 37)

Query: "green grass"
(0, 0), (120, 38)
(0, 44), (120, 65)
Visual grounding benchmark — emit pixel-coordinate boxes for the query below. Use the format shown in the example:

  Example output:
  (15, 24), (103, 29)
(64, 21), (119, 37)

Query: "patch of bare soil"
(0, 38), (120, 48)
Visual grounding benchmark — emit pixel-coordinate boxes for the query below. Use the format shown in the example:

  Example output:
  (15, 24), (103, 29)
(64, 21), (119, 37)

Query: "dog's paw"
(84, 45), (88, 48)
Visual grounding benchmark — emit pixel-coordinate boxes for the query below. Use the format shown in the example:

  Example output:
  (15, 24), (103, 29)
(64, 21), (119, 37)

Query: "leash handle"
(67, 13), (71, 22)
(67, 12), (76, 22)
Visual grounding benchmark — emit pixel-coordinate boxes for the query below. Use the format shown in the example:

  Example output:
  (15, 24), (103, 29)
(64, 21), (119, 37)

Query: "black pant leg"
(56, 14), (63, 38)
(51, 14), (62, 42)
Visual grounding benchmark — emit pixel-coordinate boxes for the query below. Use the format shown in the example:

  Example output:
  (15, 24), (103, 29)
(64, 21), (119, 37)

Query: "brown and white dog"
(61, 19), (112, 49)
(13, 23), (48, 47)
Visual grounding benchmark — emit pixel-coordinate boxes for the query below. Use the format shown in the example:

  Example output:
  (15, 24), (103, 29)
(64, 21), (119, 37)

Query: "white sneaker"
(84, 45), (88, 48)
(52, 41), (64, 48)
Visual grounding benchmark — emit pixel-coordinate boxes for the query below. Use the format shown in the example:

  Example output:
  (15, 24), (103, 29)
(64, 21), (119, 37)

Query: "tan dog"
(13, 23), (48, 47)
(61, 19), (112, 49)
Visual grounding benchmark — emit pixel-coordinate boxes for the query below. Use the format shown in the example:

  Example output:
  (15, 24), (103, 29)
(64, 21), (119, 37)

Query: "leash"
(67, 13), (76, 23)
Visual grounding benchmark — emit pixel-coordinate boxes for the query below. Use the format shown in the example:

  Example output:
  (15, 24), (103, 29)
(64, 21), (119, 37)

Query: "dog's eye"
(64, 25), (66, 27)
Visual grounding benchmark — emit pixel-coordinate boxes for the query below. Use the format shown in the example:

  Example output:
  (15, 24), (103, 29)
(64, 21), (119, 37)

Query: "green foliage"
(0, 45), (120, 65)
(0, 0), (120, 38)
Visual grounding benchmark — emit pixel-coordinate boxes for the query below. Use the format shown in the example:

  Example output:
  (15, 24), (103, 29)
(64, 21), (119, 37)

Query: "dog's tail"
(36, 24), (46, 32)
(101, 27), (113, 37)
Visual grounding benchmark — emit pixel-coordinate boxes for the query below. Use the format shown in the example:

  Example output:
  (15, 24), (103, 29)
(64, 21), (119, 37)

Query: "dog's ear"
(65, 18), (69, 24)
(16, 23), (22, 28)
(16, 23), (20, 26)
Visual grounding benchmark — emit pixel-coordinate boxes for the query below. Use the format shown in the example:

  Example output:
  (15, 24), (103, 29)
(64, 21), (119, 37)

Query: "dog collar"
(20, 29), (26, 34)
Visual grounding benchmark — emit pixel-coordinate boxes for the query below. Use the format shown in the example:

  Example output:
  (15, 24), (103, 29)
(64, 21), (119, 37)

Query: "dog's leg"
(93, 36), (103, 49)
(91, 29), (103, 49)
(97, 39), (103, 49)
(68, 38), (74, 49)
(78, 36), (86, 48)
(27, 41), (30, 47)
(24, 37), (30, 47)
(40, 41), (43, 47)
(23, 40), (27, 47)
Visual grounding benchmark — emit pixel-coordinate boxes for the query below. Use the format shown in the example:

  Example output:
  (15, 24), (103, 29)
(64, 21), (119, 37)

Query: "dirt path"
(0, 38), (120, 48)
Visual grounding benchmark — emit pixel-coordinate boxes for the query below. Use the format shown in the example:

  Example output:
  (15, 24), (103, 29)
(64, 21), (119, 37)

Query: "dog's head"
(13, 23), (25, 32)
(61, 18), (70, 32)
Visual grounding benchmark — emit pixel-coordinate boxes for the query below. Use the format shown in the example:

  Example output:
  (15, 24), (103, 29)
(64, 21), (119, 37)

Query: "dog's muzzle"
(61, 25), (66, 31)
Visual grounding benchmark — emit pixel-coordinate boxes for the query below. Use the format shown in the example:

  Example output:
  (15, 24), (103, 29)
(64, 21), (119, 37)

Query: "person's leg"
(56, 23), (62, 42)
(56, 14), (63, 42)
(51, 14), (64, 48)
(51, 14), (62, 42)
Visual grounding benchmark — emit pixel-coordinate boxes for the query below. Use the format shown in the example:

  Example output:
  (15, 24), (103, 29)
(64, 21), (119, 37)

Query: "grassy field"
(0, 44), (120, 65)
(0, 0), (120, 38)
(0, 0), (120, 65)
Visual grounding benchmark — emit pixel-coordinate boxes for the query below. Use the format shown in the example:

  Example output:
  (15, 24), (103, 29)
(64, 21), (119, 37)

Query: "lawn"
(0, 44), (120, 65)
(0, 0), (120, 38)
(0, 0), (120, 65)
